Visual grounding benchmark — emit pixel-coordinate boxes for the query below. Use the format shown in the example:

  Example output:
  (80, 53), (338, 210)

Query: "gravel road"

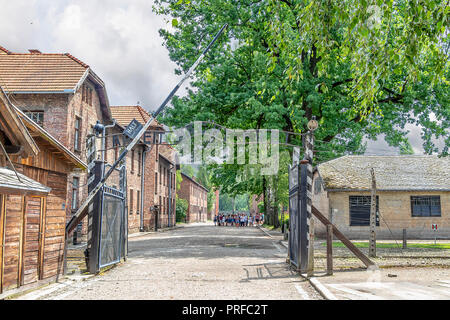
(19, 222), (322, 300)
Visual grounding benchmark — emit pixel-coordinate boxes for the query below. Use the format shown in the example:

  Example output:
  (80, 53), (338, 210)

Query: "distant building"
(312, 155), (450, 239)
(250, 194), (263, 215)
(214, 189), (220, 218)
(110, 105), (177, 231)
(178, 173), (208, 223)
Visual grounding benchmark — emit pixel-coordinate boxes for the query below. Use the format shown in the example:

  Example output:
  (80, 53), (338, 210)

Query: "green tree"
(180, 164), (195, 178)
(154, 0), (449, 225)
(196, 165), (216, 216)
(155, 0), (448, 157)
(219, 193), (234, 211)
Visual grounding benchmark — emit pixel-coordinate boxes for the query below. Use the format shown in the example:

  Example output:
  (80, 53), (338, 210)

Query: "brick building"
(178, 172), (208, 223)
(250, 194), (263, 215)
(110, 106), (177, 231)
(312, 155), (450, 239)
(101, 120), (147, 234)
(0, 46), (112, 238)
(0, 46), (178, 238)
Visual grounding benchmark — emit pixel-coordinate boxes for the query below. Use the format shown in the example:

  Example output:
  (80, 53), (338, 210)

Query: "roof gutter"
(73, 68), (90, 93)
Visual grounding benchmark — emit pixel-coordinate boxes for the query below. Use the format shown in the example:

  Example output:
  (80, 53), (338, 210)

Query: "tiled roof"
(317, 155), (450, 191)
(0, 47), (88, 93)
(0, 46), (11, 54)
(110, 105), (163, 128)
(0, 166), (51, 195)
(181, 172), (209, 192)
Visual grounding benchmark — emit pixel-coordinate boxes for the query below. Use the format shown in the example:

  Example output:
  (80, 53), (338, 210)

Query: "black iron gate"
(288, 161), (310, 272)
(99, 184), (126, 268)
(288, 163), (300, 267)
(86, 161), (127, 273)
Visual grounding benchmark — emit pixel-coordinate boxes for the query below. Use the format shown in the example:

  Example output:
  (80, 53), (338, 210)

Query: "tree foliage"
(154, 0), (449, 224)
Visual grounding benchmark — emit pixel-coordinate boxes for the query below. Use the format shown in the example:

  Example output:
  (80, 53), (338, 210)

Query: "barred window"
(349, 196), (379, 226)
(136, 190), (140, 214)
(411, 196), (441, 217)
(74, 117), (81, 151)
(25, 111), (44, 126)
(129, 189), (134, 214)
(71, 177), (79, 211)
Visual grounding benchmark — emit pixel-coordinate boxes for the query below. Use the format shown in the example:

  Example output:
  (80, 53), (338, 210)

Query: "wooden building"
(0, 89), (86, 295)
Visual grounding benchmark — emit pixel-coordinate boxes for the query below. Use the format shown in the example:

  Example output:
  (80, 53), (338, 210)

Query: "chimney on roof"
(28, 49), (41, 54)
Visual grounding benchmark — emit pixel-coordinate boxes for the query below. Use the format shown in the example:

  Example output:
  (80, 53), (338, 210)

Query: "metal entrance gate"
(86, 161), (127, 273)
(288, 161), (309, 272)
(99, 184), (125, 268)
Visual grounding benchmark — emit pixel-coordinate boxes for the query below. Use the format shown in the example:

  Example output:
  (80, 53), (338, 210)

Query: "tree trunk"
(263, 177), (268, 225)
(273, 188), (280, 228)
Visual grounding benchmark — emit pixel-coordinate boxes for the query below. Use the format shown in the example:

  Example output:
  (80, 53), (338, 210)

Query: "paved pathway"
(15, 222), (321, 300)
(314, 267), (450, 300)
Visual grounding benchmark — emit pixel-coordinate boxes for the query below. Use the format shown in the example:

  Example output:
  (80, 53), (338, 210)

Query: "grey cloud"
(0, 0), (181, 112)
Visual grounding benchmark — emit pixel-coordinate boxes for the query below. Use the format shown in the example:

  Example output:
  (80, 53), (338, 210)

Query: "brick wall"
(140, 139), (177, 231)
(178, 174), (208, 223)
(250, 194), (263, 215)
(13, 80), (108, 238)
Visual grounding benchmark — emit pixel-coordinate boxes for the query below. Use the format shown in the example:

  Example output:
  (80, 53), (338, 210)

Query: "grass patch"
(321, 242), (450, 249)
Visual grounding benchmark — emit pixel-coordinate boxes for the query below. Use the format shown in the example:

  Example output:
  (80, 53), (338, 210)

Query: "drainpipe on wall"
(167, 163), (174, 228)
(100, 119), (116, 162)
(140, 147), (147, 232)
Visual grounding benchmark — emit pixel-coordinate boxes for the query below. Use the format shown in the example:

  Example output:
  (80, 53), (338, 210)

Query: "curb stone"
(257, 226), (274, 238)
(307, 277), (338, 300)
(277, 234), (336, 300)
(258, 227), (332, 300)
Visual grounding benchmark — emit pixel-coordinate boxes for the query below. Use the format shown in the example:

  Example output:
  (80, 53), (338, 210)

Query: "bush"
(176, 198), (188, 222)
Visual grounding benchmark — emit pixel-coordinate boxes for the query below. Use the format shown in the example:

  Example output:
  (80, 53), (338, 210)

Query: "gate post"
(299, 160), (309, 273)
(326, 224), (333, 275)
(86, 160), (105, 274)
(300, 118), (317, 274)
(288, 162), (300, 268)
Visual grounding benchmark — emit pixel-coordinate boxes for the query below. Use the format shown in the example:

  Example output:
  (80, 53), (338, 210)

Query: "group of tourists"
(214, 213), (264, 227)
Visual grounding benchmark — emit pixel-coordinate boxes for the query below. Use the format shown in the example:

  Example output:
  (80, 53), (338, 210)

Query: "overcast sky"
(0, 0), (442, 155)
(0, 0), (181, 108)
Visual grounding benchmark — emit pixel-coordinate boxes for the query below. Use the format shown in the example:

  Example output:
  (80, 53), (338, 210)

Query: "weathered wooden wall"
(0, 154), (69, 293)
(1, 194), (24, 291)
(41, 171), (66, 279)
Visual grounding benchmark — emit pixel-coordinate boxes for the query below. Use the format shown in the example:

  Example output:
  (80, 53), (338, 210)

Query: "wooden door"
(1, 195), (24, 292)
(20, 196), (45, 286)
